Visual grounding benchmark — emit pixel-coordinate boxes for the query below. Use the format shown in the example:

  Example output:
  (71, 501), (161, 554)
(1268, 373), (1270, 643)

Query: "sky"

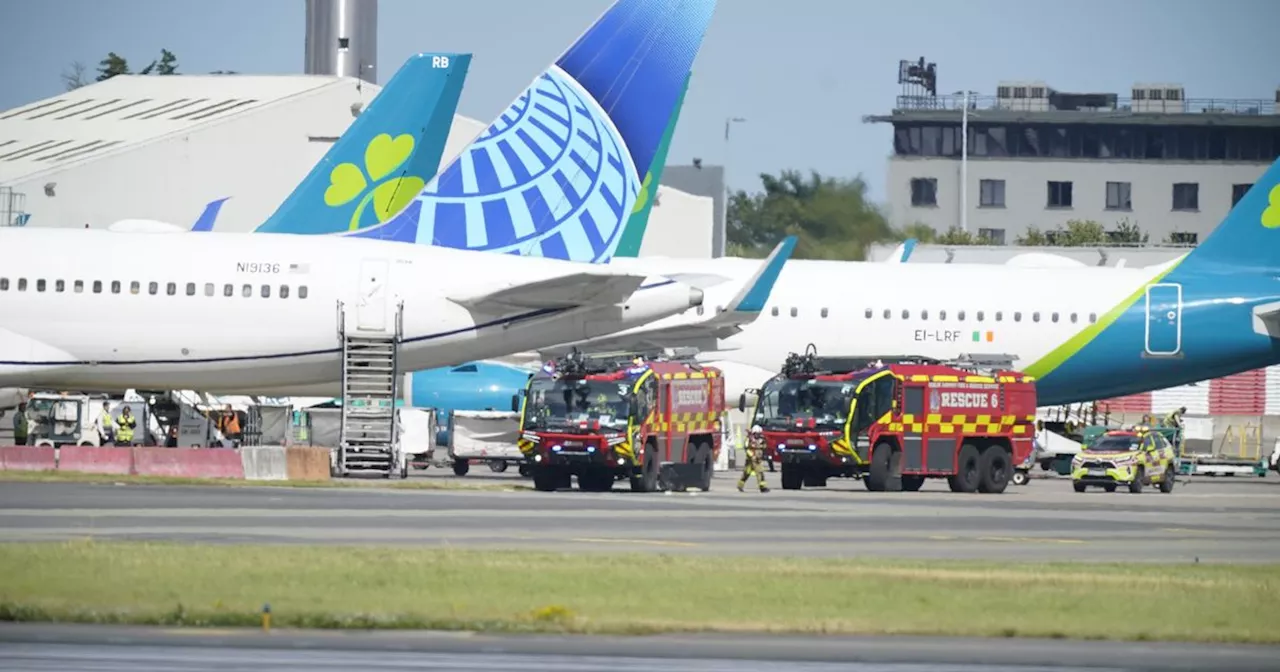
(1, 0), (1276, 202)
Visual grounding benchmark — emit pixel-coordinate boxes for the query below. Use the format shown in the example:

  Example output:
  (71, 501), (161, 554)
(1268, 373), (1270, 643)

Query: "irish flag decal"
(971, 331), (994, 342)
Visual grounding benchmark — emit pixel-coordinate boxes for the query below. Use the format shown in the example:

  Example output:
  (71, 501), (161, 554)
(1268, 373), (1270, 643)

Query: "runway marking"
(161, 628), (242, 636)
(569, 537), (701, 547)
(976, 536), (1086, 545)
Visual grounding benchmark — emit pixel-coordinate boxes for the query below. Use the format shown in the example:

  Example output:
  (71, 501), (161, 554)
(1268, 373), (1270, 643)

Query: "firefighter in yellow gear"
(737, 425), (770, 493)
(114, 406), (137, 446)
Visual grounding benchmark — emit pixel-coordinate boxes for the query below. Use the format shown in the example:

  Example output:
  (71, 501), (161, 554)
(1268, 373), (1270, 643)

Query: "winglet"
(726, 235), (797, 313)
(884, 238), (916, 264)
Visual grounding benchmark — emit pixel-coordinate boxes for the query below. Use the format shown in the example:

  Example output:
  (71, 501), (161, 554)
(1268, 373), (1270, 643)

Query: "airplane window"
(939, 310), (947, 321)
(223, 284), (233, 297)
(976, 311), (984, 321)
(717, 305), (725, 314)
(17, 278), (27, 291)
(821, 307), (829, 318)
(298, 286), (309, 299)
(279, 285), (290, 299)
(957, 310), (965, 321)
(790, 307), (798, 317)
(166, 282), (177, 296)
(1051, 312), (1059, 323)
(864, 308), (872, 319)
(771, 306), (779, 317)
(696, 306), (704, 316)
(145, 282), (155, 295)
(36, 279), (46, 292)
(130, 281), (141, 295)
(0, 278), (6, 291)
(111, 281), (121, 294)
(901, 309), (910, 319)
(204, 283), (214, 297)
(186, 283), (196, 296)
(995, 311), (1003, 321)
(1032, 312), (1040, 322)
(242, 284), (252, 298)
(93, 281), (102, 294)
(55, 280), (65, 293)
(1089, 312), (1097, 323)
(1014, 312), (1022, 322)
(921, 309), (929, 320)
(74, 280), (84, 294)
(261, 285), (271, 298)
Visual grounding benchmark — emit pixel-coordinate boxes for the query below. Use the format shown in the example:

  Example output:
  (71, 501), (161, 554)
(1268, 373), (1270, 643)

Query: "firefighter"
(114, 406), (136, 446)
(737, 425), (770, 493)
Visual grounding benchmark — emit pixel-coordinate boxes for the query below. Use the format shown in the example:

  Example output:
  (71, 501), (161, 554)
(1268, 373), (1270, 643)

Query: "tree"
(726, 169), (895, 261)
(96, 52), (130, 81)
(1015, 219), (1149, 246)
(156, 49), (178, 75)
(61, 61), (89, 91)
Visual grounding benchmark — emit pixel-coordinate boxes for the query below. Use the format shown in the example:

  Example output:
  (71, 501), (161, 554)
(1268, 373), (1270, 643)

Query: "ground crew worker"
(217, 405), (241, 447)
(1164, 406), (1186, 429)
(12, 402), (29, 446)
(94, 402), (114, 445)
(114, 406), (136, 446)
(737, 425), (770, 493)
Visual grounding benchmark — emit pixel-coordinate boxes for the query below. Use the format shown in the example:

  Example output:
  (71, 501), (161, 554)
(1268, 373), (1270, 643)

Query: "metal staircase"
(336, 300), (406, 478)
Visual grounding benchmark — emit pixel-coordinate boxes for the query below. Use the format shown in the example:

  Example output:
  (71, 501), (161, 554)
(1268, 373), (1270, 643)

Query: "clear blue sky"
(2, 0), (1276, 202)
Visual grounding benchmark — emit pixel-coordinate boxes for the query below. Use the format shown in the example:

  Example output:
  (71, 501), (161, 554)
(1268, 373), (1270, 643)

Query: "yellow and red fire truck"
(514, 350), (725, 493)
(741, 346), (1037, 493)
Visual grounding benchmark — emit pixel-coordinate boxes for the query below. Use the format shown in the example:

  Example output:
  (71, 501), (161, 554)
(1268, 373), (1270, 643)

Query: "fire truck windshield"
(523, 377), (634, 429)
(752, 377), (854, 430)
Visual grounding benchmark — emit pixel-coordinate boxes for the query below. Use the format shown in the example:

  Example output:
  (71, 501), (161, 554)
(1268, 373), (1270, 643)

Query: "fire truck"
(740, 346), (1037, 493)
(512, 349), (725, 493)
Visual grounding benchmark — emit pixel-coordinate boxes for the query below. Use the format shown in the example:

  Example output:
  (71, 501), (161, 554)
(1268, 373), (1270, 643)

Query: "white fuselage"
(0, 229), (699, 393)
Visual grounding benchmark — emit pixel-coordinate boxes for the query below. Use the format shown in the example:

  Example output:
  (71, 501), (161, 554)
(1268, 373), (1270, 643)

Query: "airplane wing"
(447, 270), (650, 312)
(537, 235), (798, 357)
(1252, 301), (1280, 338)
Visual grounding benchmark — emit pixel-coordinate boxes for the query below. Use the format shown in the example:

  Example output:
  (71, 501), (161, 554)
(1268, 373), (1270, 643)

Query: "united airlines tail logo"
(1261, 184), (1280, 229)
(325, 133), (426, 231)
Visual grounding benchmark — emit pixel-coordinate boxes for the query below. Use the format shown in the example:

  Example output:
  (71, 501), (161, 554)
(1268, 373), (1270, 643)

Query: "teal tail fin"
(612, 71), (692, 259)
(1182, 158), (1280, 273)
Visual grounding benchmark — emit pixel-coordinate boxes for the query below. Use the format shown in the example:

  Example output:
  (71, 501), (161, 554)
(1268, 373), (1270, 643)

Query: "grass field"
(0, 470), (525, 491)
(1, 540), (1276, 643)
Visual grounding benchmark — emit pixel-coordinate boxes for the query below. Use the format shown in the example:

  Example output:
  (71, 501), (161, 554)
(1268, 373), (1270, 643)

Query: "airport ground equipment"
(740, 346), (1036, 493)
(446, 409), (526, 476)
(334, 301), (407, 478)
(1176, 423), (1268, 477)
(24, 392), (102, 447)
(1071, 426), (1177, 493)
(514, 349), (725, 492)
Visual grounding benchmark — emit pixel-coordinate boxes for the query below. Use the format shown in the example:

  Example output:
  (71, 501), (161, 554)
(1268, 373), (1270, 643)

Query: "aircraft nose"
(689, 287), (705, 307)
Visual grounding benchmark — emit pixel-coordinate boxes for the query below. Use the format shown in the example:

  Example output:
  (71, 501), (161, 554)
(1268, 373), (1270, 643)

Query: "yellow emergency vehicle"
(1071, 427), (1177, 494)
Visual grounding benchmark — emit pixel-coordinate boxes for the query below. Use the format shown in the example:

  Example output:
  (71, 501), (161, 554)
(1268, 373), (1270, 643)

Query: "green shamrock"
(323, 133), (426, 231)
(1261, 184), (1280, 229)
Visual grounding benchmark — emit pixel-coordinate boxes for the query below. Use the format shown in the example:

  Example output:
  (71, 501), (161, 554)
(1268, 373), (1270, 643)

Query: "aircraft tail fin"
(1183, 157), (1280, 273)
(612, 71), (692, 259)
(252, 53), (470, 235)
(350, 0), (716, 264)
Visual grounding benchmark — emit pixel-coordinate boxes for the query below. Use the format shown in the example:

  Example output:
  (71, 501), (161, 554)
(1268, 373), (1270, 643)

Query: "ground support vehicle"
(741, 347), (1037, 493)
(1071, 427), (1177, 493)
(25, 392), (104, 447)
(513, 350), (725, 493)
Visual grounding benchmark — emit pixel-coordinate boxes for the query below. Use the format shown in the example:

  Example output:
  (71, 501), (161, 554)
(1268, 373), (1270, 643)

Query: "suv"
(1071, 428), (1176, 494)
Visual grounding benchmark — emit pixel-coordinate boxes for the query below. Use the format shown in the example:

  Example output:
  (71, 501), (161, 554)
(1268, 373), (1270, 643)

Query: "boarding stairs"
(335, 301), (406, 478)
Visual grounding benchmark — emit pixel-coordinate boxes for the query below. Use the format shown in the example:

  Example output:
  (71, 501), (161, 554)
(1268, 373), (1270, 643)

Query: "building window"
(910, 178), (937, 207)
(1105, 181), (1132, 210)
(1232, 183), (1253, 207)
(1046, 181), (1073, 208)
(977, 228), (1006, 245)
(1172, 182), (1199, 211)
(979, 179), (1005, 208)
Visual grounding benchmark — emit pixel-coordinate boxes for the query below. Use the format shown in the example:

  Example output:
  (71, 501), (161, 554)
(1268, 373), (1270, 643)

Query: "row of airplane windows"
(697, 304), (1100, 324)
(0, 277), (310, 299)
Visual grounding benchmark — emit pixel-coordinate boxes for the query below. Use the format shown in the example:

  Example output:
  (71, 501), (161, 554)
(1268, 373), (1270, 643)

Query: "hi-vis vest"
(115, 414), (136, 441)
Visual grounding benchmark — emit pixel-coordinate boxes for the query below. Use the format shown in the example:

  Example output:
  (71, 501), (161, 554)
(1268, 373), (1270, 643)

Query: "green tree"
(726, 169), (894, 261)
(896, 222), (938, 244)
(1015, 219), (1148, 246)
(96, 52), (130, 81)
(61, 61), (89, 90)
(156, 49), (178, 75)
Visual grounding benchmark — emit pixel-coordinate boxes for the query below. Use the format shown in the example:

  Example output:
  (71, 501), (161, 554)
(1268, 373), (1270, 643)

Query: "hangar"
(0, 75), (714, 257)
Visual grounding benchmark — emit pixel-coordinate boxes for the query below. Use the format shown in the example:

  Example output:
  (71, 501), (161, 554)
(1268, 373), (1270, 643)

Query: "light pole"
(954, 90), (977, 232)
(722, 116), (747, 257)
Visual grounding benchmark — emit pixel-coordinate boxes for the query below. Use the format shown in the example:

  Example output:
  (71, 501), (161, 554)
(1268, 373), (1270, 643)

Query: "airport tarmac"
(1, 470), (1278, 562)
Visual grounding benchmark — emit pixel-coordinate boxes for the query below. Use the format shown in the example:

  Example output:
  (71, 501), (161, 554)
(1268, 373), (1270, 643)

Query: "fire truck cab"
(741, 346), (1037, 494)
(514, 350), (725, 493)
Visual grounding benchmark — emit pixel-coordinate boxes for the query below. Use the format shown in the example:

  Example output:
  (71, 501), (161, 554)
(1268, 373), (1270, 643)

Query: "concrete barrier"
(240, 446), (289, 480)
(58, 445), (134, 475)
(0, 445), (57, 471)
(286, 446), (331, 481)
(133, 447), (245, 479)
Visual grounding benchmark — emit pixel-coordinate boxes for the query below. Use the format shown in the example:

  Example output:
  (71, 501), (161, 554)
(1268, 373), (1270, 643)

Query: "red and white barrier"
(133, 447), (244, 479)
(57, 445), (134, 475)
(0, 446), (57, 471)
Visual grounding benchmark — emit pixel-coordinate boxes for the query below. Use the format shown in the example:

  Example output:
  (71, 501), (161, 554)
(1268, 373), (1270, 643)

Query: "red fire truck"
(740, 346), (1037, 493)
(513, 350), (726, 493)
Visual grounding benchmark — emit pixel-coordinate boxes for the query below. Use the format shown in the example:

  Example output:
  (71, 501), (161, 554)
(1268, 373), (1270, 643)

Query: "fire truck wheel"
(452, 459), (470, 477)
(977, 446), (1011, 494)
(901, 475), (925, 491)
(780, 464), (803, 490)
(531, 466), (560, 492)
(630, 443), (660, 492)
(694, 442), (714, 491)
(866, 442), (902, 492)
(948, 444), (981, 493)
(579, 468), (614, 492)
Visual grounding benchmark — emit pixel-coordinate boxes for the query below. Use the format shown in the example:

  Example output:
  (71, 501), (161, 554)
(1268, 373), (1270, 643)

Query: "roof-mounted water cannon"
(781, 343), (821, 377)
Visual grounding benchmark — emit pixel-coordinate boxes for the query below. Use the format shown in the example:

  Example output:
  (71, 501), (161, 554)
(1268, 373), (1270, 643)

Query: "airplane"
(0, 0), (773, 396)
